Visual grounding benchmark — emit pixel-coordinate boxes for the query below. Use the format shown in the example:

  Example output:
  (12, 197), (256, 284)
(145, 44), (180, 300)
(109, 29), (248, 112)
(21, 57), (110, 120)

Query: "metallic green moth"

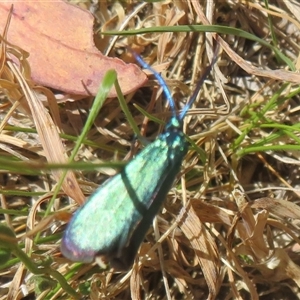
(61, 118), (188, 270)
(61, 48), (216, 270)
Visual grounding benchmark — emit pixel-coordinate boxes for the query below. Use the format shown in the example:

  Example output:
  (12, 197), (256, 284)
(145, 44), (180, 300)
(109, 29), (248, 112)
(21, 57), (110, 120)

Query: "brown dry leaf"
(0, 0), (147, 97)
(257, 248), (300, 287)
(130, 264), (142, 300)
(191, 199), (233, 226)
(233, 197), (300, 291)
(179, 202), (221, 300)
(7, 263), (26, 300)
(237, 208), (270, 259)
(251, 197), (300, 219)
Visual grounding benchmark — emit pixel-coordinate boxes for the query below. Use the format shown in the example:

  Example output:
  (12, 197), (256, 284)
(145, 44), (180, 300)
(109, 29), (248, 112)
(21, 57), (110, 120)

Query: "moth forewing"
(102, 124), (189, 270)
(61, 121), (188, 269)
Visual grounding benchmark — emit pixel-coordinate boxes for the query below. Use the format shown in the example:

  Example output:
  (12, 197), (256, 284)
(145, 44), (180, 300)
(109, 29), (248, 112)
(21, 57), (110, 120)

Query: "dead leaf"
(237, 209), (270, 259)
(7, 263), (26, 300)
(0, 0), (147, 97)
(257, 248), (300, 287)
(251, 197), (300, 219)
(179, 202), (221, 300)
(130, 263), (142, 300)
(191, 199), (233, 226)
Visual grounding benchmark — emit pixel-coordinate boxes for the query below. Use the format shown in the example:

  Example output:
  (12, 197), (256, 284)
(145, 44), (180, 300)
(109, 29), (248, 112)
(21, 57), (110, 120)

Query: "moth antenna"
(179, 45), (219, 121)
(131, 50), (177, 117)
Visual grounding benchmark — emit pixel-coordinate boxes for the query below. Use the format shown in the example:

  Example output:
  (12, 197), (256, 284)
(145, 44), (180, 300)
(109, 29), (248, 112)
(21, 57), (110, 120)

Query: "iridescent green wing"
(61, 126), (188, 268)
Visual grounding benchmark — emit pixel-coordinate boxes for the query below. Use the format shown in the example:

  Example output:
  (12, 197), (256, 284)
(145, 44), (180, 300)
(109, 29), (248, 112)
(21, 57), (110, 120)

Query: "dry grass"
(1, 0), (300, 299)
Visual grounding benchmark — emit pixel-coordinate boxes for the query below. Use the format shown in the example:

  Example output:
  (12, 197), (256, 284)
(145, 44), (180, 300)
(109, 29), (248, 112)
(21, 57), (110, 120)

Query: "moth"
(61, 49), (217, 270)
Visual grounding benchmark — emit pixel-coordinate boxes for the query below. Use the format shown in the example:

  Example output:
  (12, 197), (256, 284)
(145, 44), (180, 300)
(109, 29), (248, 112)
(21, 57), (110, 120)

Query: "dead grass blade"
(7, 60), (85, 205)
(192, 1), (300, 84)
